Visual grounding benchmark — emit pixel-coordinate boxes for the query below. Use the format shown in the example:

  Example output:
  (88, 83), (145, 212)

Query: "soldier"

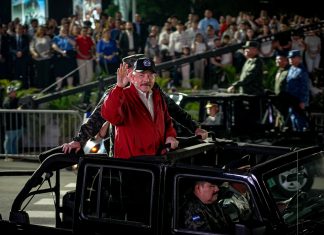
(227, 40), (264, 96)
(182, 180), (230, 233)
(285, 50), (310, 132)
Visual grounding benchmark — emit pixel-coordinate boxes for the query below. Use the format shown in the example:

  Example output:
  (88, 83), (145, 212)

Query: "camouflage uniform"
(183, 195), (229, 233)
(218, 184), (252, 223)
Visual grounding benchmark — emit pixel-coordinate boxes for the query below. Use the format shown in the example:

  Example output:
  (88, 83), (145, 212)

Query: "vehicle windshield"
(265, 152), (324, 225)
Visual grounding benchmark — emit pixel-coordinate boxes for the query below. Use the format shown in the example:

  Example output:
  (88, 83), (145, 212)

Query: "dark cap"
(133, 57), (157, 73)
(242, 40), (260, 49)
(287, 50), (301, 58)
(122, 54), (145, 68)
(276, 50), (288, 57)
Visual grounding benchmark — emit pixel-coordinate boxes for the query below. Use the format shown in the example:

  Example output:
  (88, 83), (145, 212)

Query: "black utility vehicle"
(1, 136), (324, 235)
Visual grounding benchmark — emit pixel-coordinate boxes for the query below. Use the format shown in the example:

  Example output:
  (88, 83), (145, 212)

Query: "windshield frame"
(262, 151), (324, 226)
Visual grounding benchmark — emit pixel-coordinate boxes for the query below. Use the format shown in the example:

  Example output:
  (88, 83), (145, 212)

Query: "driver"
(182, 180), (230, 232)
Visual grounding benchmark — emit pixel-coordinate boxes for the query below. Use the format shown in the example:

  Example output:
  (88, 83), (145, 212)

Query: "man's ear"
(195, 184), (201, 193)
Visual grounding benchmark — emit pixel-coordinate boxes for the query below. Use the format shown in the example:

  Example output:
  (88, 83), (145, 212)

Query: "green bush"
(191, 78), (202, 90)
(263, 59), (277, 91)
(47, 93), (83, 110)
(222, 65), (238, 84)
(155, 76), (170, 89)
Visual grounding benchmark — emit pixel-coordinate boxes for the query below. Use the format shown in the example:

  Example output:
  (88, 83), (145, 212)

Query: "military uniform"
(218, 184), (252, 223)
(286, 65), (309, 106)
(232, 56), (264, 96)
(183, 195), (229, 233)
(285, 52), (310, 132)
(274, 66), (289, 95)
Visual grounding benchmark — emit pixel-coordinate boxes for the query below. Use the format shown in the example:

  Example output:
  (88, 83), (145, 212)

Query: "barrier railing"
(311, 112), (324, 133)
(0, 109), (82, 160)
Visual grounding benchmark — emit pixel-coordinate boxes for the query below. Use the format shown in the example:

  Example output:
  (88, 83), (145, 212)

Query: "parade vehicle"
(1, 135), (324, 235)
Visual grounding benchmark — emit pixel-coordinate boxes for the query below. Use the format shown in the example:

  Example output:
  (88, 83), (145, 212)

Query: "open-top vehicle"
(1, 135), (324, 235)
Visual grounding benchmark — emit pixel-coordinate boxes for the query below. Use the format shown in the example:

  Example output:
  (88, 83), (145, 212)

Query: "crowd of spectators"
(0, 9), (323, 93)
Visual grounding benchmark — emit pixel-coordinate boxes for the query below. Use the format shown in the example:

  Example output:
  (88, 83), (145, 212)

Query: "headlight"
(90, 144), (100, 153)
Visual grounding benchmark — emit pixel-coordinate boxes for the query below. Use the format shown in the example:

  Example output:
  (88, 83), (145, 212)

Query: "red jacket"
(101, 84), (177, 159)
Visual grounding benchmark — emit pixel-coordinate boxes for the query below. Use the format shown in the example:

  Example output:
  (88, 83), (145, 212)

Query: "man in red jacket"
(101, 57), (178, 158)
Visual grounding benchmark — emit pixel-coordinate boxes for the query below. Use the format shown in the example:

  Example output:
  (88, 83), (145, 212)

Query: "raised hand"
(116, 63), (129, 88)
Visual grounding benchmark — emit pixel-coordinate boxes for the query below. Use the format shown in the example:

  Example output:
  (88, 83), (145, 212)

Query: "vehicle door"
(73, 155), (164, 235)
(162, 164), (266, 235)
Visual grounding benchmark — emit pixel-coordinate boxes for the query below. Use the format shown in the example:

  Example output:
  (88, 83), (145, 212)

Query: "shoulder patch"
(192, 215), (201, 221)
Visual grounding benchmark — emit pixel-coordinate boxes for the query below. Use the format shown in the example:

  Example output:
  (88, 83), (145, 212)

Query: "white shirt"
(126, 30), (134, 50)
(136, 88), (154, 119)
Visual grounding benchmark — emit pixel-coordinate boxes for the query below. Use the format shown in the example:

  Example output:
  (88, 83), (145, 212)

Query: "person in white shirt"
(202, 103), (222, 125)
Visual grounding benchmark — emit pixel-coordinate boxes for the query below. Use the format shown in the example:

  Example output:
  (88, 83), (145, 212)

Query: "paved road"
(0, 158), (77, 227)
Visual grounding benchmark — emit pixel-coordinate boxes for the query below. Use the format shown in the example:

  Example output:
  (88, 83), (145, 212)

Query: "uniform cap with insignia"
(133, 57), (157, 73)
(287, 50), (302, 58)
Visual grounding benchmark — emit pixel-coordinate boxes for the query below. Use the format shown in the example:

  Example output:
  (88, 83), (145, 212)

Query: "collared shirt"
(101, 84), (177, 159)
(274, 66), (288, 95)
(136, 87), (154, 119)
(198, 17), (220, 33)
(135, 22), (141, 35)
(126, 30), (134, 50)
(16, 35), (21, 49)
(52, 35), (75, 51)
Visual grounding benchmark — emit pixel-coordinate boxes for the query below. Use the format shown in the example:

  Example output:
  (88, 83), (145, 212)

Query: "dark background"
(0, 0), (322, 25)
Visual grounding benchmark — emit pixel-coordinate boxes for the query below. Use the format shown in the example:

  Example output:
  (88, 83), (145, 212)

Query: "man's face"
(289, 56), (301, 66)
(207, 105), (219, 117)
(15, 25), (23, 35)
(130, 71), (156, 93)
(244, 47), (258, 58)
(126, 22), (133, 31)
(196, 182), (219, 204)
(81, 28), (88, 36)
(276, 56), (288, 68)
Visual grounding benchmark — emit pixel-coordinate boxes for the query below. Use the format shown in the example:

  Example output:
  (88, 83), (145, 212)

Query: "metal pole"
(132, 0), (137, 22)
